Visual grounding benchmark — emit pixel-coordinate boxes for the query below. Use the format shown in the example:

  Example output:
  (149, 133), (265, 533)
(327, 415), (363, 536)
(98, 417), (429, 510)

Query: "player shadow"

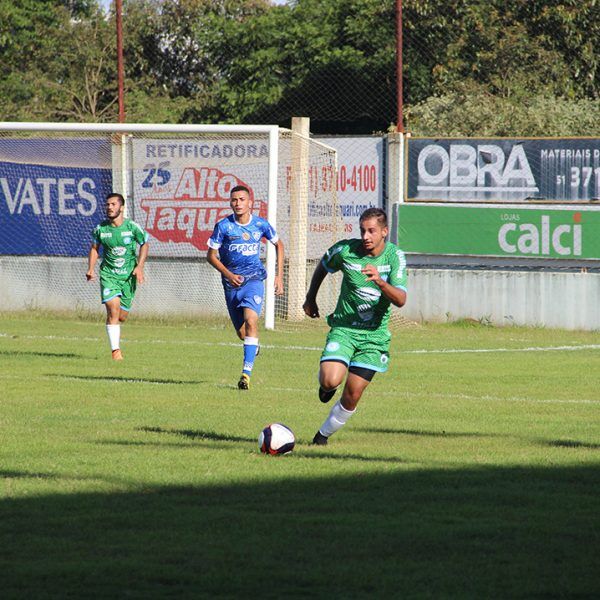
(137, 426), (256, 444)
(47, 374), (205, 385)
(0, 349), (82, 359)
(546, 439), (600, 450)
(0, 469), (58, 480)
(355, 426), (498, 438)
(294, 451), (409, 464)
(2, 464), (598, 598)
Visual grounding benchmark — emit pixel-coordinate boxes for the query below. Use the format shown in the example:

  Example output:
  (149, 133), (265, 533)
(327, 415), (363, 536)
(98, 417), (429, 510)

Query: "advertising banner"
(407, 138), (600, 203)
(315, 136), (384, 237)
(0, 139), (112, 256)
(397, 204), (600, 259)
(131, 138), (271, 258)
(132, 135), (384, 258)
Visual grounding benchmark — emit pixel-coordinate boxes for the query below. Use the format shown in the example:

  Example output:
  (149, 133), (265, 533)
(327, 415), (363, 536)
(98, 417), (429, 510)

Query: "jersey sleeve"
(207, 220), (224, 250)
(131, 220), (149, 245)
(262, 220), (279, 244)
(321, 240), (348, 273)
(388, 247), (408, 291)
(91, 225), (101, 246)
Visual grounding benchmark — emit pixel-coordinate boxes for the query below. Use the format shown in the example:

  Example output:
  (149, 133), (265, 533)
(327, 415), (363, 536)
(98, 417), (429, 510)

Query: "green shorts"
(100, 273), (137, 311)
(320, 327), (391, 373)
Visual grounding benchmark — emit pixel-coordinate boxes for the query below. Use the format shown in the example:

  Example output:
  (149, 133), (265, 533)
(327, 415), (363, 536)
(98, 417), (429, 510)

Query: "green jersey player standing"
(303, 207), (407, 445)
(86, 193), (149, 360)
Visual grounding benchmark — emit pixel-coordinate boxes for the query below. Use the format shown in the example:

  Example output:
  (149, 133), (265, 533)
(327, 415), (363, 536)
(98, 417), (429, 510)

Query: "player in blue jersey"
(207, 185), (284, 389)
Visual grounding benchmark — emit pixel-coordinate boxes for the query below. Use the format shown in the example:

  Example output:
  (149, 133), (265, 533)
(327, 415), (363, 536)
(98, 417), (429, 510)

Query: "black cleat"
(318, 386), (337, 403)
(312, 431), (329, 446)
(238, 373), (250, 390)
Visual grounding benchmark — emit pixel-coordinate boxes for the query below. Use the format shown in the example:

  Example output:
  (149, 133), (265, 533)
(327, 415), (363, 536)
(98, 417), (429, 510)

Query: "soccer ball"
(258, 423), (295, 455)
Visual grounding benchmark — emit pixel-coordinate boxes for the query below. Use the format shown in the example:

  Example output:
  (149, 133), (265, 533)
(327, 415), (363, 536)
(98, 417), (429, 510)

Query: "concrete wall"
(403, 268), (600, 330)
(2, 257), (599, 330)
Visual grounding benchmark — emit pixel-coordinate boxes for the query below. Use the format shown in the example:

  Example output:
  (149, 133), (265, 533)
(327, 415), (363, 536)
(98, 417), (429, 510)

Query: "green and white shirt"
(322, 239), (407, 332)
(92, 218), (148, 279)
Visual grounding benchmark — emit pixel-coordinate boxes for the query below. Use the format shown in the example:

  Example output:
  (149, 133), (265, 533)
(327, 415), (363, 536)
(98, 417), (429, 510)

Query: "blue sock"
(243, 337), (259, 376)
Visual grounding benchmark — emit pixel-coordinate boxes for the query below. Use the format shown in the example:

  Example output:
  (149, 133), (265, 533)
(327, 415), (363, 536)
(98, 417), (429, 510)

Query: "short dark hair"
(106, 192), (125, 206)
(230, 185), (250, 196)
(360, 207), (387, 227)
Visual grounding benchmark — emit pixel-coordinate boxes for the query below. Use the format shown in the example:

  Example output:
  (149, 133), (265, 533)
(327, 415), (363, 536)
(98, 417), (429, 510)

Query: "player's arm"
(207, 248), (244, 287)
(274, 238), (284, 296)
(133, 242), (149, 284)
(361, 264), (407, 307)
(86, 243), (100, 281)
(303, 260), (328, 318)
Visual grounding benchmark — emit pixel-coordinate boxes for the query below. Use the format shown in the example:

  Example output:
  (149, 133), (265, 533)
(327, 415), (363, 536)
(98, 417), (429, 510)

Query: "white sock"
(106, 324), (120, 351)
(319, 400), (355, 438)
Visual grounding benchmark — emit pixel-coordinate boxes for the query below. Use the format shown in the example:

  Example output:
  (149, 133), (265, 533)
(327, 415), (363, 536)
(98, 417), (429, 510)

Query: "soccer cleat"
(318, 386), (337, 403)
(238, 373), (250, 390)
(256, 344), (260, 357)
(312, 431), (329, 446)
(111, 349), (123, 361)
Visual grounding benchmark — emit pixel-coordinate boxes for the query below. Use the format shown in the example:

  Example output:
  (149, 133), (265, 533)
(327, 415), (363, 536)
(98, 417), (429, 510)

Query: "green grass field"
(1, 312), (599, 598)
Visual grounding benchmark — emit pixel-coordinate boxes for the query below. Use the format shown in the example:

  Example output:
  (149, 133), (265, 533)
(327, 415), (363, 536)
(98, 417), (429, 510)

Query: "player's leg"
(236, 281), (264, 390)
(313, 368), (374, 445)
(104, 297), (123, 360)
(315, 329), (353, 403)
(100, 276), (124, 360)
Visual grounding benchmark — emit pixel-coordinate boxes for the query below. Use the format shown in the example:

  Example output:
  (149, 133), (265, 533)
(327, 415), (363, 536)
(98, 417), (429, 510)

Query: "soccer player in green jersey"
(86, 193), (149, 360)
(303, 207), (407, 445)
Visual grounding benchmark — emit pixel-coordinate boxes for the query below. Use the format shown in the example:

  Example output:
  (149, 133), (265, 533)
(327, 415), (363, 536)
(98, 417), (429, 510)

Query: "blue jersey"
(207, 214), (279, 286)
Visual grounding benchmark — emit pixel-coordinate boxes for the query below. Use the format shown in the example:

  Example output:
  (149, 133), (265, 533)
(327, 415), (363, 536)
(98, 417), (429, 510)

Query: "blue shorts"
(224, 279), (265, 330)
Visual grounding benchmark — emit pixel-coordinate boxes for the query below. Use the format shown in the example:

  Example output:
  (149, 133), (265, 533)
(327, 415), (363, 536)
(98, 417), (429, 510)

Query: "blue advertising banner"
(0, 139), (112, 256)
(407, 138), (600, 203)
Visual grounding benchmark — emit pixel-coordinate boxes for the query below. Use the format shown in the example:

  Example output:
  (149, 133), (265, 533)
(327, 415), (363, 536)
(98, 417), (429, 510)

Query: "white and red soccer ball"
(258, 423), (295, 455)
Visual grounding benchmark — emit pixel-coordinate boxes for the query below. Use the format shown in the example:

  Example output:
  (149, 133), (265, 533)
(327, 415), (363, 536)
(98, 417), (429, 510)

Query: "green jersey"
(322, 239), (407, 332)
(92, 218), (148, 279)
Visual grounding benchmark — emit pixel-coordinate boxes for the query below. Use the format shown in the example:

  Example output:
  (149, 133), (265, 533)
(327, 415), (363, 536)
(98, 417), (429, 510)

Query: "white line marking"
(3, 331), (600, 355)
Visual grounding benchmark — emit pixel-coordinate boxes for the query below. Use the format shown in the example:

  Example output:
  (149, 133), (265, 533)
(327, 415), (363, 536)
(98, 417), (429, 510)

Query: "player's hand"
(361, 264), (383, 285)
(86, 270), (96, 282)
(133, 266), (145, 284)
(274, 275), (284, 296)
(227, 273), (245, 287)
(303, 298), (320, 319)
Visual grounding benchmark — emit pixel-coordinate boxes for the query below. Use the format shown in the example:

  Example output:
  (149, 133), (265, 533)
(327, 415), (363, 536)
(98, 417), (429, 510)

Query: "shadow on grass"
(355, 426), (497, 438)
(47, 374), (205, 385)
(1, 465), (598, 598)
(137, 427), (409, 463)
(0, 349), (82, 359)
(547, 439), (600, 450)
(138, 426), (255, 443)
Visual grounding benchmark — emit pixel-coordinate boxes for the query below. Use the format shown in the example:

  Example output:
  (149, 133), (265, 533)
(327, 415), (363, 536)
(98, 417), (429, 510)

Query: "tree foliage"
(0, 0), (598, 135)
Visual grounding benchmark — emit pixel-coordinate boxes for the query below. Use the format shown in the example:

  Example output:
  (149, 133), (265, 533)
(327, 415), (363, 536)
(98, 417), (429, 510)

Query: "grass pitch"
(1, 312), (599, 598)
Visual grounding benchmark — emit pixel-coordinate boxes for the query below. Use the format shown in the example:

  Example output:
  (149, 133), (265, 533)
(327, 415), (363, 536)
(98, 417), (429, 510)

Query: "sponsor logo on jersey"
(346, 263), (362, 271)
(103, 287), (111, 296)
(100, 232), (112, 239)
(139, 168), (267, 252)
(253, 295), (262, 304)
(229, 242), (259, 255)
(112, 246), (126, 256)
(377, 265), (391, 273)
(253, 231), (261, 241)
(326, 341), (340, 352)
(113, 258), (126, 268)
(380, 354), (389, 364)
(123, 237), (131, 244)
(242, 232), (251, 241)
(356, 287), (381, 301)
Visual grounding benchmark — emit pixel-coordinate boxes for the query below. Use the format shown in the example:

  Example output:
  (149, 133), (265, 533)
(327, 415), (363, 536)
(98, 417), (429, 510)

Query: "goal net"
(0, 123), (341, 328)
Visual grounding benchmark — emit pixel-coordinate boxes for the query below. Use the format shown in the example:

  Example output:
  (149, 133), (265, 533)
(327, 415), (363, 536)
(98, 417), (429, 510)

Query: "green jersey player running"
(303, 207), (407, 445)
(86, 193), (149, 360)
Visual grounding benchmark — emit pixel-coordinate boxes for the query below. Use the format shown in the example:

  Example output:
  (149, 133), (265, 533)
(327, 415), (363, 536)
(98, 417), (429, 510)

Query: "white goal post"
(0, 122), (341, 328)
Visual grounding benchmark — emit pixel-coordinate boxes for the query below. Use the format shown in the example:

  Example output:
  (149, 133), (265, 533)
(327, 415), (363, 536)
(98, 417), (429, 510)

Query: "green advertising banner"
(397, 204), (600, 259)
